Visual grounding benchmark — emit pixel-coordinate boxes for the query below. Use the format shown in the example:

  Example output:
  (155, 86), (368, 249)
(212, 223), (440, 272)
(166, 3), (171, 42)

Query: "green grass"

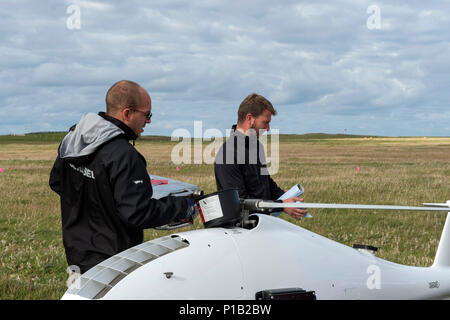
(0, 133), (449, 299)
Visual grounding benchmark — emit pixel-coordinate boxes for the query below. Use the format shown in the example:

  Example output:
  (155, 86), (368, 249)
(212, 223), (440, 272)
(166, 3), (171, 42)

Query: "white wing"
(150, 174), (201, 199)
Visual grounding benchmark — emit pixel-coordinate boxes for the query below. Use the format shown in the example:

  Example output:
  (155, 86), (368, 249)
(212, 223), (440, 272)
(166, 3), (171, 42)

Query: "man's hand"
(282, 197), (308, 220)
(180, 198), (199, 223)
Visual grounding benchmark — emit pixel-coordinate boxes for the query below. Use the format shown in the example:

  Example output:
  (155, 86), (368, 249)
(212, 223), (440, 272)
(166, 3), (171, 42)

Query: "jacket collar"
(98, 112), (138, 141)
(231, 124), (253, 139)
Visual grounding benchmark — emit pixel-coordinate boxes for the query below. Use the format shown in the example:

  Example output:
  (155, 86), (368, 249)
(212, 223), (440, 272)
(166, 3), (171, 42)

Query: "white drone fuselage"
(62, 212), (450, 300)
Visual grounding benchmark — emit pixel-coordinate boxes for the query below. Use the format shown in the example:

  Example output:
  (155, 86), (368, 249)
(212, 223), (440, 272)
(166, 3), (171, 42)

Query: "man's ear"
(245, 113), (254, 125)
(121, 107), (132, 122)
(246, 113), (256, 127)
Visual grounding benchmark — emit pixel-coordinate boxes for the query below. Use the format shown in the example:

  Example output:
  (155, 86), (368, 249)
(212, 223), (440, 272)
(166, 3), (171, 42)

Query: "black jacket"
(49, 112), (189, 273)
(214, 125), (284, 203)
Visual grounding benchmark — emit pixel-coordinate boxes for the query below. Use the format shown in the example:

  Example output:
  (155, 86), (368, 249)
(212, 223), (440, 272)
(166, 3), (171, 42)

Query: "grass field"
(0, 133), (449, 299)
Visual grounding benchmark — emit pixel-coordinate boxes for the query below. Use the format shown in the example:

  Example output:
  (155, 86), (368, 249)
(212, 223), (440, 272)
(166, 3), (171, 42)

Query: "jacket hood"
(59, 113), (124, 159)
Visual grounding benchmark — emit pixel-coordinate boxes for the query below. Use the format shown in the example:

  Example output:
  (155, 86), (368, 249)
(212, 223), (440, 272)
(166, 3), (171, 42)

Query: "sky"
(0, 0), (449, 137)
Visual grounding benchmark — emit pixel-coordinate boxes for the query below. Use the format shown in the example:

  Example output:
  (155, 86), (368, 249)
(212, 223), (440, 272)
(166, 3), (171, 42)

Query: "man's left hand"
(282, 197), (308, 220)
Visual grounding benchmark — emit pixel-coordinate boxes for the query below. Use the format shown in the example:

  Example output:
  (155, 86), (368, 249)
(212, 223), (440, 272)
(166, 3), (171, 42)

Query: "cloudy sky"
(0, 0), (449, 136)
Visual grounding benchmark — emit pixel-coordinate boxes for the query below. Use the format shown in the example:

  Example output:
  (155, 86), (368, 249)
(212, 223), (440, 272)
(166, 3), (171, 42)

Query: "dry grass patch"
(0, 136), (449, 299)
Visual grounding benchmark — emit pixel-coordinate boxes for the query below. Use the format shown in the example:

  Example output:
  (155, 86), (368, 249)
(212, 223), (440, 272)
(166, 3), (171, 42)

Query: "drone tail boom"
(432, 210), (450, 269)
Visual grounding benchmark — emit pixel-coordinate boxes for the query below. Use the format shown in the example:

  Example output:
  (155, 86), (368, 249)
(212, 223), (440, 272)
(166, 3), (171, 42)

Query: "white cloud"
(0, 0), (449, 136)
(75, 1), (113, 11)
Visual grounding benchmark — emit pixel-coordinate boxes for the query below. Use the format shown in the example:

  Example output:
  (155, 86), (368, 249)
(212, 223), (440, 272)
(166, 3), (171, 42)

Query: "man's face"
(250, 109), (272, 137)
(128, 91), (152, 137)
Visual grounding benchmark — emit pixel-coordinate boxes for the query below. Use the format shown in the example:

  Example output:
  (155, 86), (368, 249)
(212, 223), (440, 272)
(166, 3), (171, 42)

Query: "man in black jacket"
(214, 93), (307, 219)
(49, 80), (195, 274)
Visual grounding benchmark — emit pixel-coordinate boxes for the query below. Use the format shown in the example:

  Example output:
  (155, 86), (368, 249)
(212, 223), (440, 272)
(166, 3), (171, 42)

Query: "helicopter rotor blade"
(423, 201), (450, 207)
(251, 201), (450, 212)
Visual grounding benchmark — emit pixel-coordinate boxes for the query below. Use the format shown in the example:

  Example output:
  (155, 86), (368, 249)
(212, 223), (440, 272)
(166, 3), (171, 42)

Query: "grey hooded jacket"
(50, 112), (189, 273)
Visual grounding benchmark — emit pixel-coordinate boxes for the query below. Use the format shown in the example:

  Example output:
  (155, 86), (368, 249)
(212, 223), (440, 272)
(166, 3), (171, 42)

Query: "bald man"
(49, 80), (196, 274)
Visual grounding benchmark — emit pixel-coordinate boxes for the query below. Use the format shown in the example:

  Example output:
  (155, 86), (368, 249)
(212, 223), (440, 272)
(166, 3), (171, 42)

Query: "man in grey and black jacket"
(49, 80), (196, 274)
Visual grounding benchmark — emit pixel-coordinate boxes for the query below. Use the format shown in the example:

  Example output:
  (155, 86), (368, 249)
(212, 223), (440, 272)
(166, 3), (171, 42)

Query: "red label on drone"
(151, 179), (169, 185)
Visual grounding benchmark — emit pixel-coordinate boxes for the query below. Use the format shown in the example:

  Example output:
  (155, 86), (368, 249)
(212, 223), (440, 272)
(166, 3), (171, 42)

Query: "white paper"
(278, 184), (303, 201)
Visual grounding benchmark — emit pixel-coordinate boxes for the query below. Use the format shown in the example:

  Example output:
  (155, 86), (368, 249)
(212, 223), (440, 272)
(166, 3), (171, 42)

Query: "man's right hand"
(184, 198), (199, 221)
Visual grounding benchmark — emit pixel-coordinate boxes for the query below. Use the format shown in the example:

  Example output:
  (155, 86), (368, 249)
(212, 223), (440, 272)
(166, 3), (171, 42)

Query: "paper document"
(272, 184), (312, 218)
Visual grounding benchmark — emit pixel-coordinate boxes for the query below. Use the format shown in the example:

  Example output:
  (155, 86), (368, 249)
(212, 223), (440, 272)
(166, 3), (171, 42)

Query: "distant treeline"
(0, 132), (67, 144)
(0, 132), (173, 144)
(0, 131), (386, 144)
(276, 133), (386, 140)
